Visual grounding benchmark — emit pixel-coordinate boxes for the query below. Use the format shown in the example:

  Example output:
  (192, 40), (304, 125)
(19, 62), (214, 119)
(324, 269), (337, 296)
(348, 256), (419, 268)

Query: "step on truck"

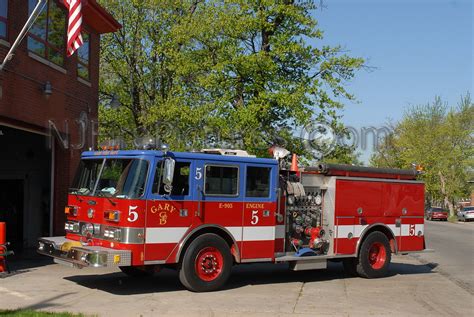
(38, 146), (427, 292)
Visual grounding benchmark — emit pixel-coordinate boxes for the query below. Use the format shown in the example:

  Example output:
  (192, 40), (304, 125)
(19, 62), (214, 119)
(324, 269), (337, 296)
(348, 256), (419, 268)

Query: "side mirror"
(162, 158), (175, 191)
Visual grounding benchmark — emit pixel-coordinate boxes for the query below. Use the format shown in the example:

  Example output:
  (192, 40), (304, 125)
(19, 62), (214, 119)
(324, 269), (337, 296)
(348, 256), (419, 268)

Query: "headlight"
(104, 227), (122, 241)
(65, 221), (80, 233)
(81, 223), (94, 236)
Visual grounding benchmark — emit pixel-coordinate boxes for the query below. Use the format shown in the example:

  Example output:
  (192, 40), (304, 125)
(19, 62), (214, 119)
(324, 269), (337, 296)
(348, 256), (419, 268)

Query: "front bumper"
(38, 237), (132, 268)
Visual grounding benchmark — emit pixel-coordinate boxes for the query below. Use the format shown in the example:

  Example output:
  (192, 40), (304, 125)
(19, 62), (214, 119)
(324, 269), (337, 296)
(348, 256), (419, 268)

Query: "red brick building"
(0, 0), (119, 251)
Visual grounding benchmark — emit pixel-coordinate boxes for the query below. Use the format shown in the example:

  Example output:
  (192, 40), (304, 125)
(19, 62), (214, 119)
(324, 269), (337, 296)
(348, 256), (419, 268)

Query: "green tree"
(371, 95), (474, 216)
(98, 0), (364, 159)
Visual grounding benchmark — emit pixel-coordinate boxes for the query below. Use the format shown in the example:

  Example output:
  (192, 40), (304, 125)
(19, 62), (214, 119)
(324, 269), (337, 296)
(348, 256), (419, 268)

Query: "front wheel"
(356, 231), (391, 278)
(178, 233), (233, 292)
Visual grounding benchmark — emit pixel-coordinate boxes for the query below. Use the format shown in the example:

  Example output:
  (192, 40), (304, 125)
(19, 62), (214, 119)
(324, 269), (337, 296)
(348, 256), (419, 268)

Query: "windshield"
(431, 207), (446, 212)
(70, 158), (149, 199)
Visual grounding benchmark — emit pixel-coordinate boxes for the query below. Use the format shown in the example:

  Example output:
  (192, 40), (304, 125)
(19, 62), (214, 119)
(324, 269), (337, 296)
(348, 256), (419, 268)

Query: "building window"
(205, 165), (239, 196)
(27, 0), (66, 66)
(77, 32), (90, 80)
(0, 0), (7, 40)
(246, 167), (271, 198)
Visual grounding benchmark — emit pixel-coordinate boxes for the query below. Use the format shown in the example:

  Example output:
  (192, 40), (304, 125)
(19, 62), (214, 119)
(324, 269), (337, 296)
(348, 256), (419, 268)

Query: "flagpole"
(0, 0), (48, 71)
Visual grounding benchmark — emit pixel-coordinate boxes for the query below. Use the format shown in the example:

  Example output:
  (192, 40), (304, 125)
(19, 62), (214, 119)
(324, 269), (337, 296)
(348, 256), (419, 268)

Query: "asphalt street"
(414, 220), (474, 294)
(0, 221), (473, 316)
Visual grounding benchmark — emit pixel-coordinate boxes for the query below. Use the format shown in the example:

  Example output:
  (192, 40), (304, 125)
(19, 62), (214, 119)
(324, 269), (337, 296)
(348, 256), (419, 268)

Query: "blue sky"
(311, 0), (473, 162)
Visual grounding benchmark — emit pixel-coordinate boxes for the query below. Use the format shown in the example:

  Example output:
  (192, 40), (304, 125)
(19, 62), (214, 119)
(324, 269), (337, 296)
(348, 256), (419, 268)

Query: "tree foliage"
(98, 0), (364, 160)
(371, 95), (474, 215)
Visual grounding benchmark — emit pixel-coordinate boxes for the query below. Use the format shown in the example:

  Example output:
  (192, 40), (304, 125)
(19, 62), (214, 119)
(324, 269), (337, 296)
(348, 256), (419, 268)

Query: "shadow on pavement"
(388, 261), (438, 275)
(64, 260), (437, 295)
(23, 293), (77, 311)
(7, 248), (54, 271)
(1, 248), (54, 279)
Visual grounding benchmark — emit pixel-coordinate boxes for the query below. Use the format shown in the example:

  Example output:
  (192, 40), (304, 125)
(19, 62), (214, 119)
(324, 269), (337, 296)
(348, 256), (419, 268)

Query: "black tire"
(119, 265), (155, 277)
(356, 231), (391, 278)
(178, 233), (232, 292)
(342, 257), (359, 277)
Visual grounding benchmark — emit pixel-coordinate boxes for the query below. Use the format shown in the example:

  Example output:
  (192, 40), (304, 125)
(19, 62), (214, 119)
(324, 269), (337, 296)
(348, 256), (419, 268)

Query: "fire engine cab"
(38, 147), (426, 292)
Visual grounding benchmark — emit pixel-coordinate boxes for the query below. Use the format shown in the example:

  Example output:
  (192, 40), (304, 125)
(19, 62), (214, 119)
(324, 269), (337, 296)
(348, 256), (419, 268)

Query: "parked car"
(457, 206), (474, 222)
(426, 207), (448, 221)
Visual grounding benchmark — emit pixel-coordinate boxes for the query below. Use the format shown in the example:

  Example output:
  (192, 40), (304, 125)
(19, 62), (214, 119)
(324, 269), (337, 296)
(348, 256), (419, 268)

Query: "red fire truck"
(38, 147), (426, 292)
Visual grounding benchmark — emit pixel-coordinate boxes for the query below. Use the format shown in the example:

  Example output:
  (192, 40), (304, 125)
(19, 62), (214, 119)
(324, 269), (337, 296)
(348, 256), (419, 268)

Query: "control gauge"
(287, 195), (295, 205)
(315, 194), (322, 205)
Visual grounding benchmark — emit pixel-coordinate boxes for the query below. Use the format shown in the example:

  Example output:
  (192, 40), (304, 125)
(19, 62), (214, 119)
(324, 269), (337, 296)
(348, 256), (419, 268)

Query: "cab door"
(144, 158), (194, 262)
(194, 162), (244, 251)
(241, 164), (278, 261)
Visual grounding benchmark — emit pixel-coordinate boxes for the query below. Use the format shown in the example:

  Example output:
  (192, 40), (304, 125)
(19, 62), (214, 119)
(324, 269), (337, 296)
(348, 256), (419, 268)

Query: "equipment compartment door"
(399, 217), (425, 251)
(383, 182), (425, 252)
(334, 216), (356, 255)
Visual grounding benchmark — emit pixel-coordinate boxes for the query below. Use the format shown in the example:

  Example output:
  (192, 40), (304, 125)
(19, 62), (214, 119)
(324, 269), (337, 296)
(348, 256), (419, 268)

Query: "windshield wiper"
(96, 190), (117, 206)
(68, 188), (84, 202)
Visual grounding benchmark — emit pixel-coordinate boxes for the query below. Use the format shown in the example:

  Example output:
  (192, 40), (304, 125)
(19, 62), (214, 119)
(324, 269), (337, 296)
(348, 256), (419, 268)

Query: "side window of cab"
(245, 166), (271, 198)
(152, 160), (191, 196)
(204, 165), (239, 196)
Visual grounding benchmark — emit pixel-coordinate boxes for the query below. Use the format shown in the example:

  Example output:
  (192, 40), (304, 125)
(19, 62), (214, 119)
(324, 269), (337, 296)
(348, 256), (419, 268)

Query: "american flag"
(63, 0), (83, 56)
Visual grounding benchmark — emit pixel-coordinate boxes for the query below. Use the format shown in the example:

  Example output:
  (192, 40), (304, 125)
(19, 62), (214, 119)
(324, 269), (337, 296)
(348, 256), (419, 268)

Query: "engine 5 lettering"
(246, 203), (264, 209)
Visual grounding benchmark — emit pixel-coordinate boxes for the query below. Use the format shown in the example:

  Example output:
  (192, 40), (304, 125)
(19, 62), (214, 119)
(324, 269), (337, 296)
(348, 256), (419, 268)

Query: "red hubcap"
(368, 242), (386, 269)
(195, 247), (223, 281)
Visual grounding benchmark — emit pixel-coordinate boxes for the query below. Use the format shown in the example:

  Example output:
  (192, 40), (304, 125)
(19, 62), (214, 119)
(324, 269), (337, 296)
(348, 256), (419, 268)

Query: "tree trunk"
(438, 171), (455, 218)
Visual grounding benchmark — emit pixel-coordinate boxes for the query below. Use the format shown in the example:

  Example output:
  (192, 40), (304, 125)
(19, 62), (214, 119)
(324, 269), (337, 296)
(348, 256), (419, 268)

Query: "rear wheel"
(356, 231), (391, 278)
(178, 233), (232, 292)
(119, 265), (155, 277)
